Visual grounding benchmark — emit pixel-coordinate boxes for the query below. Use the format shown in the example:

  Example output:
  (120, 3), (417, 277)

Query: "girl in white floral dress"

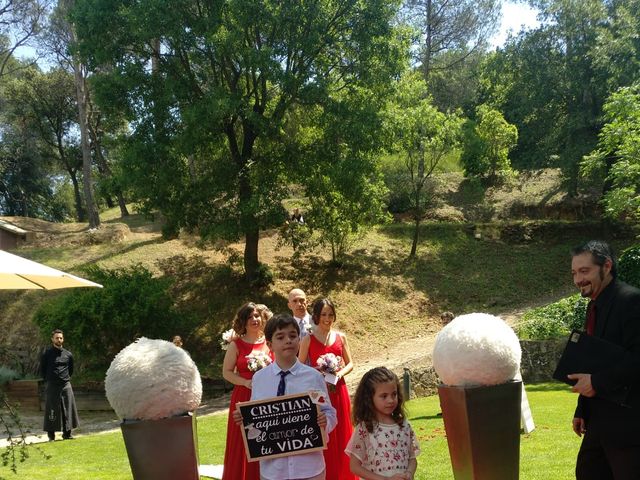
(346, 367), (421, 480)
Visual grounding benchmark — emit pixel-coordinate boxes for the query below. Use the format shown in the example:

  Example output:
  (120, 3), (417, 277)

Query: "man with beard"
(568, 240), (640, 479)
(41, 329), (79, 441)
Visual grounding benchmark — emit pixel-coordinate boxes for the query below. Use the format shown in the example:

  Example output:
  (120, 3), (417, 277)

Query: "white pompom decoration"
(105, 337), (202, 420)
(432, 313), (521, 387)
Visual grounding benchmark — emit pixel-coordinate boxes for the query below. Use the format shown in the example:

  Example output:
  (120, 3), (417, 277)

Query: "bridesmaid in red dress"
(299, 298), (357, 480)
(221, 302), (271, 480)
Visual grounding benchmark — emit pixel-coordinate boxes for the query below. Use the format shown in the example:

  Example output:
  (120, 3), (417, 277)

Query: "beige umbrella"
(0, 250), (102, 289)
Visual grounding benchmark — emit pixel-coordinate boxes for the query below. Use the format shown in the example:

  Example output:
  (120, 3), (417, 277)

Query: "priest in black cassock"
(40, 329), (80, 441)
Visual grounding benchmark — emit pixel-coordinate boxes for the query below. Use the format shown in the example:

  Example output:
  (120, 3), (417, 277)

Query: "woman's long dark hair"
(311, 298), (336, 325)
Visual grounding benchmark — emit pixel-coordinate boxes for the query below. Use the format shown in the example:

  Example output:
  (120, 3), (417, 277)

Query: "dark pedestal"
(438, 380), (522, 480)
(120, 413), (199, 480)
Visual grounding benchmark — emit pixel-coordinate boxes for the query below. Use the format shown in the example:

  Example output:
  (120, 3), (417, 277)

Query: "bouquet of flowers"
(245, 351), (272, 372)
(316, 353), (342, 387)
(220, 329), (236, 351)
(316, 353), (342, 374)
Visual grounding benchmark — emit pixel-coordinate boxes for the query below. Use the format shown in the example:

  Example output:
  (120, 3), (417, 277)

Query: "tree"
(72, 0), (407, 280)
(6, 67), (86, 221)
(461, 104), (517, 181)
(387, 72), (463, 257)
(480, 0), (640, 193)
(0, 64), (69, 220)
(402, 0), (500, 109)
(40, 0), (101, 228)
(0, 0), (48, 77)
(581, 84), (640, 223)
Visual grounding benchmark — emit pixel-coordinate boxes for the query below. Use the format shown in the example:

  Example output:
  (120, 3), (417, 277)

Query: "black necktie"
(277, 370), (290, 396)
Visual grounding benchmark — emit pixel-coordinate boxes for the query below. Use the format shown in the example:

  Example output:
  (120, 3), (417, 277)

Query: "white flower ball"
(432, 313), (521, 387)
(105, 337), (202, 420)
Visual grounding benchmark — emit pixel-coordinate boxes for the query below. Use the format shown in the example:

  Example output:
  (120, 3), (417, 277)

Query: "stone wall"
(402, 339), (566, 398)
(519, 339), (566, 383)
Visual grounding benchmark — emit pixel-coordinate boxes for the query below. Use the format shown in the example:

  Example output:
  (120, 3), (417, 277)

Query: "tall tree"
(387, 72), (463, 257)
(0, 65), (64, 219)
(6, 67), (86, 221)
(402, 0), (500, 109)
(481, 0), (640, 193)
(0, 0), (48, 77)
(582, 84), (640, 224)
(72, 0), (407, 280)
(41, 0), (101, 228)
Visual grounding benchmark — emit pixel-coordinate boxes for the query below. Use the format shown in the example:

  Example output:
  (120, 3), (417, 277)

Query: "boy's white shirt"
(251, 359), (337, 480)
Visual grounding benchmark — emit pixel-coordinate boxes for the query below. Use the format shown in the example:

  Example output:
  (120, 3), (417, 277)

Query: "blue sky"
(491, 1), (540, 47)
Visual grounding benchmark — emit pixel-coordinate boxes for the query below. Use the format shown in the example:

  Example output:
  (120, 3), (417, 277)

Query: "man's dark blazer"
(574, 278), (640, 446)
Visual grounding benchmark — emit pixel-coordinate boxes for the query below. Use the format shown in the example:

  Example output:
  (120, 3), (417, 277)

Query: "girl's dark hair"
(232, 302), (257, 336)
(311, 298), (336, 325)
(352, 366), (406, 433)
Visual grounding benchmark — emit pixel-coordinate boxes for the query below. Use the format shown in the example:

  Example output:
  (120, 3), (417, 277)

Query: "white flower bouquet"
(245, 351), (272, 372)
(316, 353), (342, 386)
(220, 329), (236, 351)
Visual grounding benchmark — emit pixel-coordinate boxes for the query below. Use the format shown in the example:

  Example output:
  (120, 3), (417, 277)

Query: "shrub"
(33, 265), (197, 375)
(619, 244), (640, 289)
(516, 294), (588, 340)
(0, 366), (21, 385)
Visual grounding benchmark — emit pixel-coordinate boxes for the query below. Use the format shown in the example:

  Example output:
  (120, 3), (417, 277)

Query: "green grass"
(2, 383), (581, 479)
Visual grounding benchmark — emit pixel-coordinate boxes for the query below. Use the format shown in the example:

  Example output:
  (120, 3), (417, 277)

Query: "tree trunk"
(69, 170), (85, 222)
(410, 217), (420, 257)
(117, 193), (130, 217)
(422, 0), (433, 82)
(74, 61), (100, 228)
(244, 226), (260, 281)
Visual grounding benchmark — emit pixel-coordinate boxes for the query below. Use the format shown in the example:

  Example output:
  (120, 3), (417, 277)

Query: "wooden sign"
(237, 392), (327, 462)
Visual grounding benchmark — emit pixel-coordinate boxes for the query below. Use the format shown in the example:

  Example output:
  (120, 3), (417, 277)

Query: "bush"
(516, 294), (588, 340)
(619, 244), (640, 289)
(33, 265), (196, 375)
(0, 366), (21, 385)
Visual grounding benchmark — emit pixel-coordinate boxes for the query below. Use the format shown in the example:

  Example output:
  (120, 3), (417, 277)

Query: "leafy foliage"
(461, 104), (517, 181)
(516, 294), (588, 340)
(619, 244), (640, 289)
(582, 84), (640, 223)
(385, 73), (463, 256)
(479, 0), (640, 193)
(0, 366), (20, 384)
(72, 0), (408, 279)
(33, 265), (196, 374)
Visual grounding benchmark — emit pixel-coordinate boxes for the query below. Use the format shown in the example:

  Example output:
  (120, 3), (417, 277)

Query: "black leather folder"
(553, 330), (629, 405)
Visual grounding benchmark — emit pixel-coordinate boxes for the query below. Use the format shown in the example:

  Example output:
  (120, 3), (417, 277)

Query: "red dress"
(308, 333), (357, 480)
(222, 339), (268, 480)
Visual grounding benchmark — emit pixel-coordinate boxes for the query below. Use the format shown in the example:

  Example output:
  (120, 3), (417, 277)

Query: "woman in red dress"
(299, 298), (357, 480)
(221, 302), (271, 480)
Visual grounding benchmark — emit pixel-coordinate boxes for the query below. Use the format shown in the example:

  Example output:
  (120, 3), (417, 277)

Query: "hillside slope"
(0, 169), (634, 379)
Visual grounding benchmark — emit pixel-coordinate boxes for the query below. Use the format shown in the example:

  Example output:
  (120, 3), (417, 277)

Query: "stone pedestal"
(120, 413), (199, 480)
(438, 381), (522, 480)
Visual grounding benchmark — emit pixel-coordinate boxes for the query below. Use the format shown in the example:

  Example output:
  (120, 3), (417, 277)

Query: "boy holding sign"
(235, 314), (337, 480)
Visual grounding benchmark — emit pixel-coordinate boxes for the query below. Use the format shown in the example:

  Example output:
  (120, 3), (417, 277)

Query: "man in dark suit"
(41, 329), (80, 441)
(568, 240), (640, 480)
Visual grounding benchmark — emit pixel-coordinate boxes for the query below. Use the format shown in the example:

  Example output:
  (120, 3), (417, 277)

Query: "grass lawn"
(3, 382), (581, 479)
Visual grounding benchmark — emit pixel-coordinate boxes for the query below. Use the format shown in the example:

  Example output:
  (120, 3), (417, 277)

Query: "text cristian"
(250, 397), (312, 417)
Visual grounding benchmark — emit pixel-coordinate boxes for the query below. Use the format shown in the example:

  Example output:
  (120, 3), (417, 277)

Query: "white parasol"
(0, 250), (103, 289)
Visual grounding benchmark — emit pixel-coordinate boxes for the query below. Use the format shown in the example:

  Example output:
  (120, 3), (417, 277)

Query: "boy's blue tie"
(277, 371), (290, 396)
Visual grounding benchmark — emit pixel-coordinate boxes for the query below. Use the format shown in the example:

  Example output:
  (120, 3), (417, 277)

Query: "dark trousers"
(576, 430), (640, 480)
